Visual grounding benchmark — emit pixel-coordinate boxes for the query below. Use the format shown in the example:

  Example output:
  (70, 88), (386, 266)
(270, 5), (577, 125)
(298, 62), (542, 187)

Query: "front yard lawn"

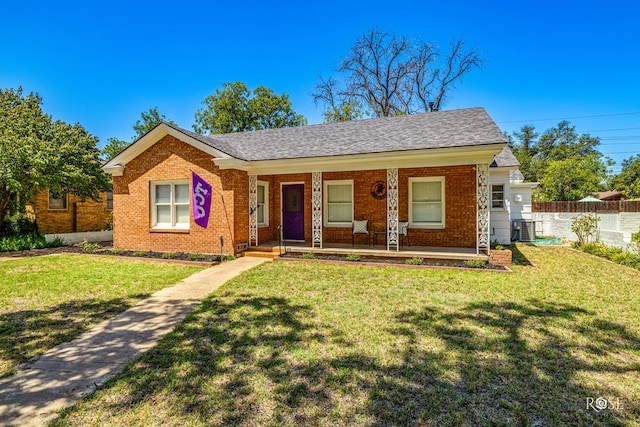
(0, 255), (203, 378)
(54, 245), (639, 426)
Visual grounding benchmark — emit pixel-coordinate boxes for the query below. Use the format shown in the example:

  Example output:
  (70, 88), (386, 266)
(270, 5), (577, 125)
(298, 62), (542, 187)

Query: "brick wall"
(398, 166), (476, 248)
(30, 191), (111, 234)
(112, 135), (245, 254)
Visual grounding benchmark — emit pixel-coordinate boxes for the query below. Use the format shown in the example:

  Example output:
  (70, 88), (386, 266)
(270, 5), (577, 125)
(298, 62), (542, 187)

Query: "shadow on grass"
(510, 243), (534, 266)
(53, 296), (639, 426)
(0, 297), (142, 378)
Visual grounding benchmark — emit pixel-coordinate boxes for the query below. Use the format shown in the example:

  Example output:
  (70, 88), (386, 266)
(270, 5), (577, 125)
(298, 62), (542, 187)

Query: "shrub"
(405, 257), (424, 265)
(579, 242), (640, 270)
(464, 259), (486, 269)
(0, 233), (49, 252)
(161, 252), (175, 259)
(47, 236), (65, 248)
(80, 240), (102, 254)
(188, 252), (205, 261)
(132, 251), (147, 257)
(0, 214), (38, 238)
(571, 213), (599, 246)
(301, 253), (316, 260)
(224, 255), (235, 261)
(345, 253), (361, 262)
(111, 247), (125, 255)
(490, 240), (504, 251)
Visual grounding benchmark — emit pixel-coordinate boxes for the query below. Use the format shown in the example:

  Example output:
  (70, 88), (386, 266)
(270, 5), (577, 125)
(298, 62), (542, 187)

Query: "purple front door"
(282, 184), (304, 241)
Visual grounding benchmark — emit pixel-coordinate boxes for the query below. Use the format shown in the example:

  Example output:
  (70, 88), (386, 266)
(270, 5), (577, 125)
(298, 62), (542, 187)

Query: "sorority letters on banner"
(191, 171), (212, 228)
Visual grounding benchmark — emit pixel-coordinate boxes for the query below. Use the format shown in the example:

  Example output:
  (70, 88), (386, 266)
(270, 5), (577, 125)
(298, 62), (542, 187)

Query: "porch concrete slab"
(257, 241), (488, 260)
(0, 256), (268, 427)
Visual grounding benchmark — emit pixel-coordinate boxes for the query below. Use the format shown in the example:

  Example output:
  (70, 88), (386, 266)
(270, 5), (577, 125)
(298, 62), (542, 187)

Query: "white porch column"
(387, 167), (399, 251)
(476, 163), (490, 255)
(249, 174), (258, 247)
(312, 172), (323, 248)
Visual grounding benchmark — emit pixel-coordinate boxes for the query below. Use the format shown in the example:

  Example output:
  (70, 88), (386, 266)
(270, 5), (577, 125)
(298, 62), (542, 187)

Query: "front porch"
(247, 165), (492, 257)
(245, 240), (488, 262)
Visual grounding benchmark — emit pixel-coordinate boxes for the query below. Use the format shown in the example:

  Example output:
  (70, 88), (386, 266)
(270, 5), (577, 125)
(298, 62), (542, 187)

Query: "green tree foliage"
(101, 137), (130, 161)
(193, 82), (306, 134)
(0, 87), (110, 218)
(611, 155), (640, 199)
(511, 121), (610, 201)
(312, 29), (482, 121)
(101, 107), (175, 160)
(132, 107), (175, 138)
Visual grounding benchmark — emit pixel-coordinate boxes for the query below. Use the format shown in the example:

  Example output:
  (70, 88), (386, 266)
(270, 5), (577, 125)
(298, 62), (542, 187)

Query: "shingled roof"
(491, 145), (520, 168)
(165, 107), (507, 161)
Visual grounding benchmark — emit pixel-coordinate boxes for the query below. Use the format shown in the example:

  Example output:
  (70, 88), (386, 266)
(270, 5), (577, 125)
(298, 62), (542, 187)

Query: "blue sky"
(2, 0), (639, 173)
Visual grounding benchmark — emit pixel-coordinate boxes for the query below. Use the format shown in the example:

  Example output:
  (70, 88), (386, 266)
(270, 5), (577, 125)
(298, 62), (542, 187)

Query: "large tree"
(102, 107), (175, 160)
(193, 82), (306, 134)
(511, 121), (610, 201)
(611, 155), (640, 199)
(312, 29), (483, 121)
(0, 87), (110, 218)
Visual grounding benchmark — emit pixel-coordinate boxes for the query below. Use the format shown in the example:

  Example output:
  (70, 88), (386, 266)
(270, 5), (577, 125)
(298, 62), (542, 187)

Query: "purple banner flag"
(191, 171), (212, 228)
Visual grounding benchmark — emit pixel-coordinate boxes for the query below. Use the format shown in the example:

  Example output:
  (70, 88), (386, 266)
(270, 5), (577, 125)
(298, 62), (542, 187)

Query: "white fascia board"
(510, 181), (539, 188)
(102, 124), (231, 175)
(103, 164), (124, 176)
(214, 143), (506, 175)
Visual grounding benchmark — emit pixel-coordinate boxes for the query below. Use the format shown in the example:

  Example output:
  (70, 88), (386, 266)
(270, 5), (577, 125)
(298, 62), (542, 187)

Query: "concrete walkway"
(0, 257), (268, 426)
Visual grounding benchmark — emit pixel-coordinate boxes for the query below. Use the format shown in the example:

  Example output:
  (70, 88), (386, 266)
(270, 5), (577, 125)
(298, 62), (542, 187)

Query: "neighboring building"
(596, 190), (625, 201)
(29, 190), (112, 234)
(103, 107), (534, 255)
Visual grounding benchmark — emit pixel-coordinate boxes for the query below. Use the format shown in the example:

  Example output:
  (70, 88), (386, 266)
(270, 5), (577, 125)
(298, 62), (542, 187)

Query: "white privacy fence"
(532, 212), (640, 249)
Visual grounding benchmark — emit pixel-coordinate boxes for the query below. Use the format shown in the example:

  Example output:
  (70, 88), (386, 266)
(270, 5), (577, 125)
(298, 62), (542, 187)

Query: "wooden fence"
(533, 201), (640, 213)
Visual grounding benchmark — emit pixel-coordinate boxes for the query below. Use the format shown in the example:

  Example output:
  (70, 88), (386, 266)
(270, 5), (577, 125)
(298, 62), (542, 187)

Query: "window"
(491, 184), (505, 209)
(409, 177), (445, 228)
(48, 191), (68, 210)
(324, 180), (353, 227)
(106, 192), (113, 211)
(257, 181), (269, 227)
(151, 181), (189, 229)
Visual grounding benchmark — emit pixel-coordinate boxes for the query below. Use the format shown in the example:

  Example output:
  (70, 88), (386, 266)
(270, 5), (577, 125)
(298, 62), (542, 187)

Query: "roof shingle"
(166, 107), (506, 161)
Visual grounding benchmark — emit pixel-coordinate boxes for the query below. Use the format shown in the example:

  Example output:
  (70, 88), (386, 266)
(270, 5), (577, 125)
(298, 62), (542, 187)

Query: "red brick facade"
(111, 135), (479, 254)
(112, 135), (245, 254)
(30, 190), (111, 234)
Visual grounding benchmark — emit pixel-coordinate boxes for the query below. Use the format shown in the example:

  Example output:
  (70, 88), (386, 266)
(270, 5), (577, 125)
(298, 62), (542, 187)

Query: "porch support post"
(476, 163), (490, 255)
(312, 171), (323, 248)
(249, 174), (258, 247)
(387, 167), (399, 251)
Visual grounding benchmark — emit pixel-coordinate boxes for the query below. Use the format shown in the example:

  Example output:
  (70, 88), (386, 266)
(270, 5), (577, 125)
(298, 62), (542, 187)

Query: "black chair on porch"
(352, 220), (370, 246)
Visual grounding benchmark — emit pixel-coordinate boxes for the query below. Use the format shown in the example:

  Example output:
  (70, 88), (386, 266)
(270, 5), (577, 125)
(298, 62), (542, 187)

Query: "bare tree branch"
(312, 29), (483, 120)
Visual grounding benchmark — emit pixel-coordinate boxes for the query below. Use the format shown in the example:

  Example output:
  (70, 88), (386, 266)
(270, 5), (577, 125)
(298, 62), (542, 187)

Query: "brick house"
(103, 107), (527, 256)
(28, 190), (112, 234)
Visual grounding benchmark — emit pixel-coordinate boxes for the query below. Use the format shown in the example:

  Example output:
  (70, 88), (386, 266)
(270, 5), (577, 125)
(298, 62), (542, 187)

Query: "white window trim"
(48, 191), (68, 211)
(150, 180), (190, 230)
(257, 180), (269, 227)
(408, 176), (445, 229)
(323, 179), (353, 228)
(490, 183), (507, 211)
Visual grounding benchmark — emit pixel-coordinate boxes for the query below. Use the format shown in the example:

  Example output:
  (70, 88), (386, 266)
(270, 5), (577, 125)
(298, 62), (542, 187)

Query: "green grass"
(53, 245), (640, 426)
(0, 255), (203, 378)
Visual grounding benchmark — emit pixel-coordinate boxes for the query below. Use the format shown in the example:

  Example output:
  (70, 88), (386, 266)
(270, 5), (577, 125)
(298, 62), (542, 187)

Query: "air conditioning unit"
(512, 220), (536, 242)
